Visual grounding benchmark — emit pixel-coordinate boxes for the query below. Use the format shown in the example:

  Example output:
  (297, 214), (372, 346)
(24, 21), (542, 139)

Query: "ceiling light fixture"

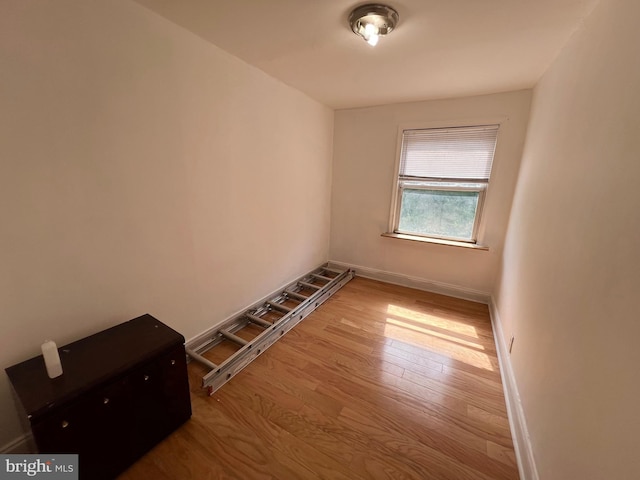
(349, 3), (399, 47)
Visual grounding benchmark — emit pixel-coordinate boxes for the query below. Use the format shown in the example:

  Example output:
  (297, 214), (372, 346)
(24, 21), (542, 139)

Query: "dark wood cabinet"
(5, 314), (192, 480)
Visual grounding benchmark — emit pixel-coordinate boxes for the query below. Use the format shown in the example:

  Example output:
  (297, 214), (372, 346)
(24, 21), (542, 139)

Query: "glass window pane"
(398, 189), (479, 240)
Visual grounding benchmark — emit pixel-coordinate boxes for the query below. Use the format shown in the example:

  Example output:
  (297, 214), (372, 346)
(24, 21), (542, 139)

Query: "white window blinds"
(399, 125), (499, 181)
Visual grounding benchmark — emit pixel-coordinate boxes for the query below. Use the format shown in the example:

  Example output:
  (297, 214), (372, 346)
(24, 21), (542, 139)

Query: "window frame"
(387, 119), (504, 245)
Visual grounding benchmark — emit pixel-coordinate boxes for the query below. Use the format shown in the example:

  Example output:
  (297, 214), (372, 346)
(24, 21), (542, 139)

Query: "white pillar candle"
(41, 340), (63, 378)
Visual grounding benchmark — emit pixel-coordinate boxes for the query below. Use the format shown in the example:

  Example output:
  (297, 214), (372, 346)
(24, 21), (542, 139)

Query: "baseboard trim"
(0, 433), (35, 454)
(328, 261), (490, 304)
(489, 297), (539, 480)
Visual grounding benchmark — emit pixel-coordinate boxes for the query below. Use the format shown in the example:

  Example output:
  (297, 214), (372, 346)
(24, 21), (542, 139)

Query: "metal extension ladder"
(187, 264), (354, 395)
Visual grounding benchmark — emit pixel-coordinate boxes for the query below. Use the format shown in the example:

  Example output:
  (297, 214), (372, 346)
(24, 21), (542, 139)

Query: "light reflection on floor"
(386, 304), (479, 337)
(384, 304), (495, 371)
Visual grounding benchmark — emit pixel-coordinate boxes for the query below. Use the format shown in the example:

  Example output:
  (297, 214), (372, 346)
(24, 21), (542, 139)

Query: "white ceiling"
(133, 0), (599, 109)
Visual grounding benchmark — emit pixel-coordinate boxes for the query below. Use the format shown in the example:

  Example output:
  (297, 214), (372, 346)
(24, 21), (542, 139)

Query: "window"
(391, 124), (499, 243)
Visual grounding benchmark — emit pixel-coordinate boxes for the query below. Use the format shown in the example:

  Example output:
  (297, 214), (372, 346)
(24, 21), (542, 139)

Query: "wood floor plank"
(119, 277), (518, 479)
(340, 406), (517, 480)
(277, 333), (511, 439)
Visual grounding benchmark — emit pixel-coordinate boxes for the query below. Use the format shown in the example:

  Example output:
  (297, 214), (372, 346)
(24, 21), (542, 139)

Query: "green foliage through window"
(398, 189), (479, 240)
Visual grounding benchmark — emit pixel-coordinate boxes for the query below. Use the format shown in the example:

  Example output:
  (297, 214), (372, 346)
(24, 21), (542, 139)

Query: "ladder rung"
(247, 313), (271, 328)
(285, 290), (308, 301)
(186, 349), (218, 370)
(220, 330), (248, 346)
(299, 281), (321, 290)
(312, 273), (333, 282)
(268, 302), (292, 313)
(322, 267), (344, 275)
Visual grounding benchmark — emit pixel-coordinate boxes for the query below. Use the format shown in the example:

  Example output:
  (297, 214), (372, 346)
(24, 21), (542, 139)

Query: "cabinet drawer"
(31, 401), (89, 454)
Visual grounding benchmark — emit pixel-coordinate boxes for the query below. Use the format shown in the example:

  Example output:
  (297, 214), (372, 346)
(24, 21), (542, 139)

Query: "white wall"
(330, 91), (531, 297)
(0, 0), (333, 448)
(494, 0), (640, 477)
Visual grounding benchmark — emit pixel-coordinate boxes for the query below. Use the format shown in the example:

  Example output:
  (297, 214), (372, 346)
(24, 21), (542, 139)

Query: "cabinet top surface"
(5, 314), (184, 420)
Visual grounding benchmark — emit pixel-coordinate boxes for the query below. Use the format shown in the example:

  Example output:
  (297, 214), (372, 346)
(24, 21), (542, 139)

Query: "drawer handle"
(103, 397), (110, 405)
(61, 420), (69, 429)
(144, 375), (150, 381)
(170, 359), (176, 365)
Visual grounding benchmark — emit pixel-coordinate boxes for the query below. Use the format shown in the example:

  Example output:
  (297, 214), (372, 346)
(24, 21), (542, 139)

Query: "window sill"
(381, 232), (489, 251)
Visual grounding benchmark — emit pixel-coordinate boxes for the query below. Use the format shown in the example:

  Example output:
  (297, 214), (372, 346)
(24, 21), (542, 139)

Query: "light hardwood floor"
(120, 277), (519, 480)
